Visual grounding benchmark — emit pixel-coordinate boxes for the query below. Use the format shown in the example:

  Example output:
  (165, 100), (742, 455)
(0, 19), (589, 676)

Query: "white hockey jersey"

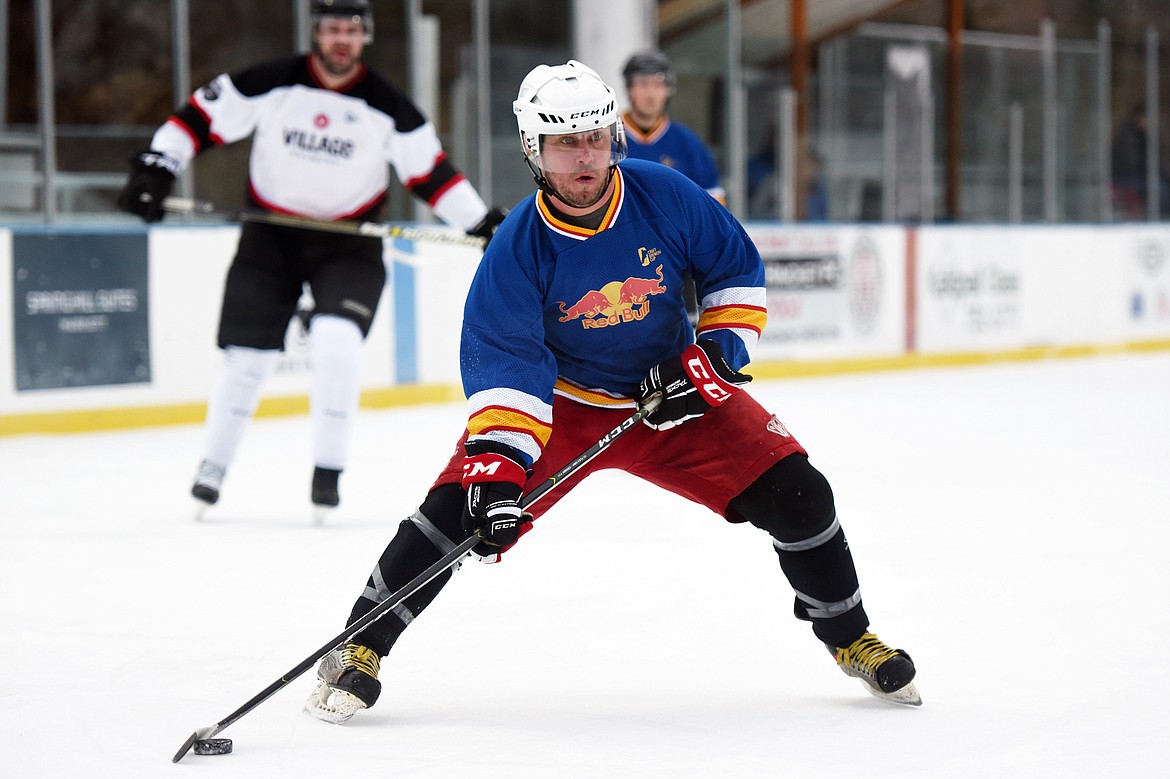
(150, 55), (486, 228)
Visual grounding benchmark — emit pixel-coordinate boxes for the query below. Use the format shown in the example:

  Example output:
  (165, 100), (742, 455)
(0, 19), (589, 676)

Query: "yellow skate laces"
(342, 643), (380, 680)
(835, 632), (900, 678)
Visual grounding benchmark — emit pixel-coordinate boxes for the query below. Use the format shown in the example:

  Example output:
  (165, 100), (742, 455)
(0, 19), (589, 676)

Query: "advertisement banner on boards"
(1127, 228), (1170, 335)
(12, 232), (150, 391)
(914, 228), (1025, 351)
(745, 225), (905, 360)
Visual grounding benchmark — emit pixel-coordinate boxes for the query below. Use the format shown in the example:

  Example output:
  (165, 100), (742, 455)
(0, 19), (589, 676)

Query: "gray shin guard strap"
(773, 515), (841, 553)
(409, 509), (458, 554)
(360, 558), (418, 626)
(362, 561), (392, 603)
(793, 587), (862, 620)
(360, 509), (456, 611)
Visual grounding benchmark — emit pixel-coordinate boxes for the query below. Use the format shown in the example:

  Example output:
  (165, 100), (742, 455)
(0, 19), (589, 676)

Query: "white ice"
(2, 352), (1168, 777)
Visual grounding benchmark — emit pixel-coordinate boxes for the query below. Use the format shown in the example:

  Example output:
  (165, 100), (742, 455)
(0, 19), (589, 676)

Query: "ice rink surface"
(2, 352), (1168, 777)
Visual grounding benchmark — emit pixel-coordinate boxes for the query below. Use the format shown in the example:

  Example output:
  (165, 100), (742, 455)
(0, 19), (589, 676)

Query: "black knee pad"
(728, 454), (836, 543)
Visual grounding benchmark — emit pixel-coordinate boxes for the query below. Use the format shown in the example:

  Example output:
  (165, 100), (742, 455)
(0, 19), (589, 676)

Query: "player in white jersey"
(116, 0), (506, 517)
(303, 60), (919, 726)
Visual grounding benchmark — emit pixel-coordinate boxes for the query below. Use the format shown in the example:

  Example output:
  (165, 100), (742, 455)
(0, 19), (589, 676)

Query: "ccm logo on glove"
(460, 444), (530, 559)
(685, 349), (738, 405)
(462, 452), (527, 484)
(638, 340), (751, 431)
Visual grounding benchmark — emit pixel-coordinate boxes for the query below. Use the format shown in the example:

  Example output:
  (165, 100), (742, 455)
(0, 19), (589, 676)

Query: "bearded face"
(312, 18), (366, 78)
(539, 129), (616, 209)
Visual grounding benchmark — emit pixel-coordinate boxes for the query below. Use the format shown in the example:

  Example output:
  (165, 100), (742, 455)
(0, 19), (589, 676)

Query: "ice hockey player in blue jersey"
(621, 49), (720, 323)
(304, 60), (919, 725)
(621, 49), (725, 203)
(116, 0), (506, 520)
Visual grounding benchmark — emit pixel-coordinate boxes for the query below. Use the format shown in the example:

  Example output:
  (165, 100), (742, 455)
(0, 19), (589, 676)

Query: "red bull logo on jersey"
(557, 265), (667, 328)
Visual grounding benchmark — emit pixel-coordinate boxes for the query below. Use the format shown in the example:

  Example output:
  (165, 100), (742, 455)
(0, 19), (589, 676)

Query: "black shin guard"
(779, 524), (869, 647)
(729, 455), (869, 647)
(347, 484), (466, 655)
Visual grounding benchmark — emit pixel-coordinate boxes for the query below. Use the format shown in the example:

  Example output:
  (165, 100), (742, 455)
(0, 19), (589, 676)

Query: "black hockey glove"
(461, 440), (529, 558)
(466, 206), (508, 247)
(116, 150), (179, 223)
(638, 339), (752, 431)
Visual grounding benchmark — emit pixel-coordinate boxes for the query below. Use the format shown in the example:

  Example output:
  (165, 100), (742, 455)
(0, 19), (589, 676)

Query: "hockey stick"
(160, 196), (488, 249)
(172, 394), (661, 763)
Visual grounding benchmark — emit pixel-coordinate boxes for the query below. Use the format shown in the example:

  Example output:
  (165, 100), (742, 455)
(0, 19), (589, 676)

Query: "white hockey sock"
(200, 346), (280, 468)
(310, 315), (364, 471)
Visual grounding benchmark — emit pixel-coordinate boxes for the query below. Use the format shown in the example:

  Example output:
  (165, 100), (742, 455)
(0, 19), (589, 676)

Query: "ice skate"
(304, 642), (381, 724)
(191, 460), (226, 519)
(311, 466), (341, 524)
(829, 632), (921, 707)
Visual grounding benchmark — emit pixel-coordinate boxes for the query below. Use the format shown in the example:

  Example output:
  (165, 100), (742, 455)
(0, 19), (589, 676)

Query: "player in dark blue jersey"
(305, 61), (919, 725)
(621, 50), (724, 204)
(621, 50), (719, 324)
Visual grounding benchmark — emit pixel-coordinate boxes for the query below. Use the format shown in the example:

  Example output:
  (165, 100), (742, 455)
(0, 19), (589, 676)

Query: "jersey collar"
(622, 112), (671, 145)
(537, 168), (625, 240)
(306, 54), (367, 93)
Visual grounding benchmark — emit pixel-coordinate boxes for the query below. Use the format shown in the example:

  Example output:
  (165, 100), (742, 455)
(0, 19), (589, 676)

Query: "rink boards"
(2, 221), (1169, 433)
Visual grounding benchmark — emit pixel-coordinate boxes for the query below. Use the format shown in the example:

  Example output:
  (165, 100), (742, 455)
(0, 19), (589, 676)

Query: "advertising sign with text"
(746, 225), (905, 360)
(13, 233), (150, 391)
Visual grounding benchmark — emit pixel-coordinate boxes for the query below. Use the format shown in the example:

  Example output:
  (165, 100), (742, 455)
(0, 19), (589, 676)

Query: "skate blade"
(862, 679), (922, 707)
(193, 497), (213, 521)
(303, 681), (366, 724)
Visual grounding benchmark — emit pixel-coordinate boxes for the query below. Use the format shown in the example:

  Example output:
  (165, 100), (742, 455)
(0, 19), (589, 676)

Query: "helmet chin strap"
(524, 157), (551, 193)
(526, 157), (617, 211)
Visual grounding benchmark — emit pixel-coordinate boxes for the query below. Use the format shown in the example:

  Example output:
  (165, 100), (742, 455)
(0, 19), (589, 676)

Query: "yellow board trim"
(746, 339), (1170, 380)
(3, 339), (1169, 437)
(0, 383), (463, 437)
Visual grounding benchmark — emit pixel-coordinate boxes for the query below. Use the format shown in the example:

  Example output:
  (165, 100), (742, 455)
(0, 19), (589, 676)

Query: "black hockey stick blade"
(173, 724), (221, 763)
(173, 733), (197, 764)
(171, 397), (659, 761)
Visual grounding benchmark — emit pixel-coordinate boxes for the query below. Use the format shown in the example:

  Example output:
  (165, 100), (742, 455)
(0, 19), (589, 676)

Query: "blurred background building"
(3, 0), (1168, 225)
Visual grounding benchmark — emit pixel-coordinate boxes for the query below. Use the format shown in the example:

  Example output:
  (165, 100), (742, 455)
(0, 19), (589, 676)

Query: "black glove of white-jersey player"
(116, 150), (179, 223)
(638, 339), (752, 431)
(467, 206), (508, 248)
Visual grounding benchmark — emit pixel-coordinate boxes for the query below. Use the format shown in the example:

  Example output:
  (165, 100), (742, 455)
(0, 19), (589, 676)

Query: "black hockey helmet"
(622, 49), (676, 89)
(312, 0), (374, 43)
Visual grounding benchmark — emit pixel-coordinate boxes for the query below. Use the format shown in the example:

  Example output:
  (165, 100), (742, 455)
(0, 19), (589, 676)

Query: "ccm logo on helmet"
(569, 101), (615, 120)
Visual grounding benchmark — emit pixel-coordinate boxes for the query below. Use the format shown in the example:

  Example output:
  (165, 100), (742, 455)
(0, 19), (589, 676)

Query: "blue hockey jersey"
(460, 159), (765, 465)
(622, 113), (725, 202)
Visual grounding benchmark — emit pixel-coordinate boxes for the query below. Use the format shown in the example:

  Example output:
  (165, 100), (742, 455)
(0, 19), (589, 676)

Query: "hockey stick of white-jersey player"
(172, 393), (662, 763)
(160, 196), (489, 249)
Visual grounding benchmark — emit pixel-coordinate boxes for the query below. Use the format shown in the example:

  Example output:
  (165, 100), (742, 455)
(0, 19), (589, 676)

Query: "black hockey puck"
(193, 738), (233, 755)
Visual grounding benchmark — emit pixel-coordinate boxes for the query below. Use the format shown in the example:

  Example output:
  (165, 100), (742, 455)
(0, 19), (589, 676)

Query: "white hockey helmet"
(513, 60), (627, 174)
